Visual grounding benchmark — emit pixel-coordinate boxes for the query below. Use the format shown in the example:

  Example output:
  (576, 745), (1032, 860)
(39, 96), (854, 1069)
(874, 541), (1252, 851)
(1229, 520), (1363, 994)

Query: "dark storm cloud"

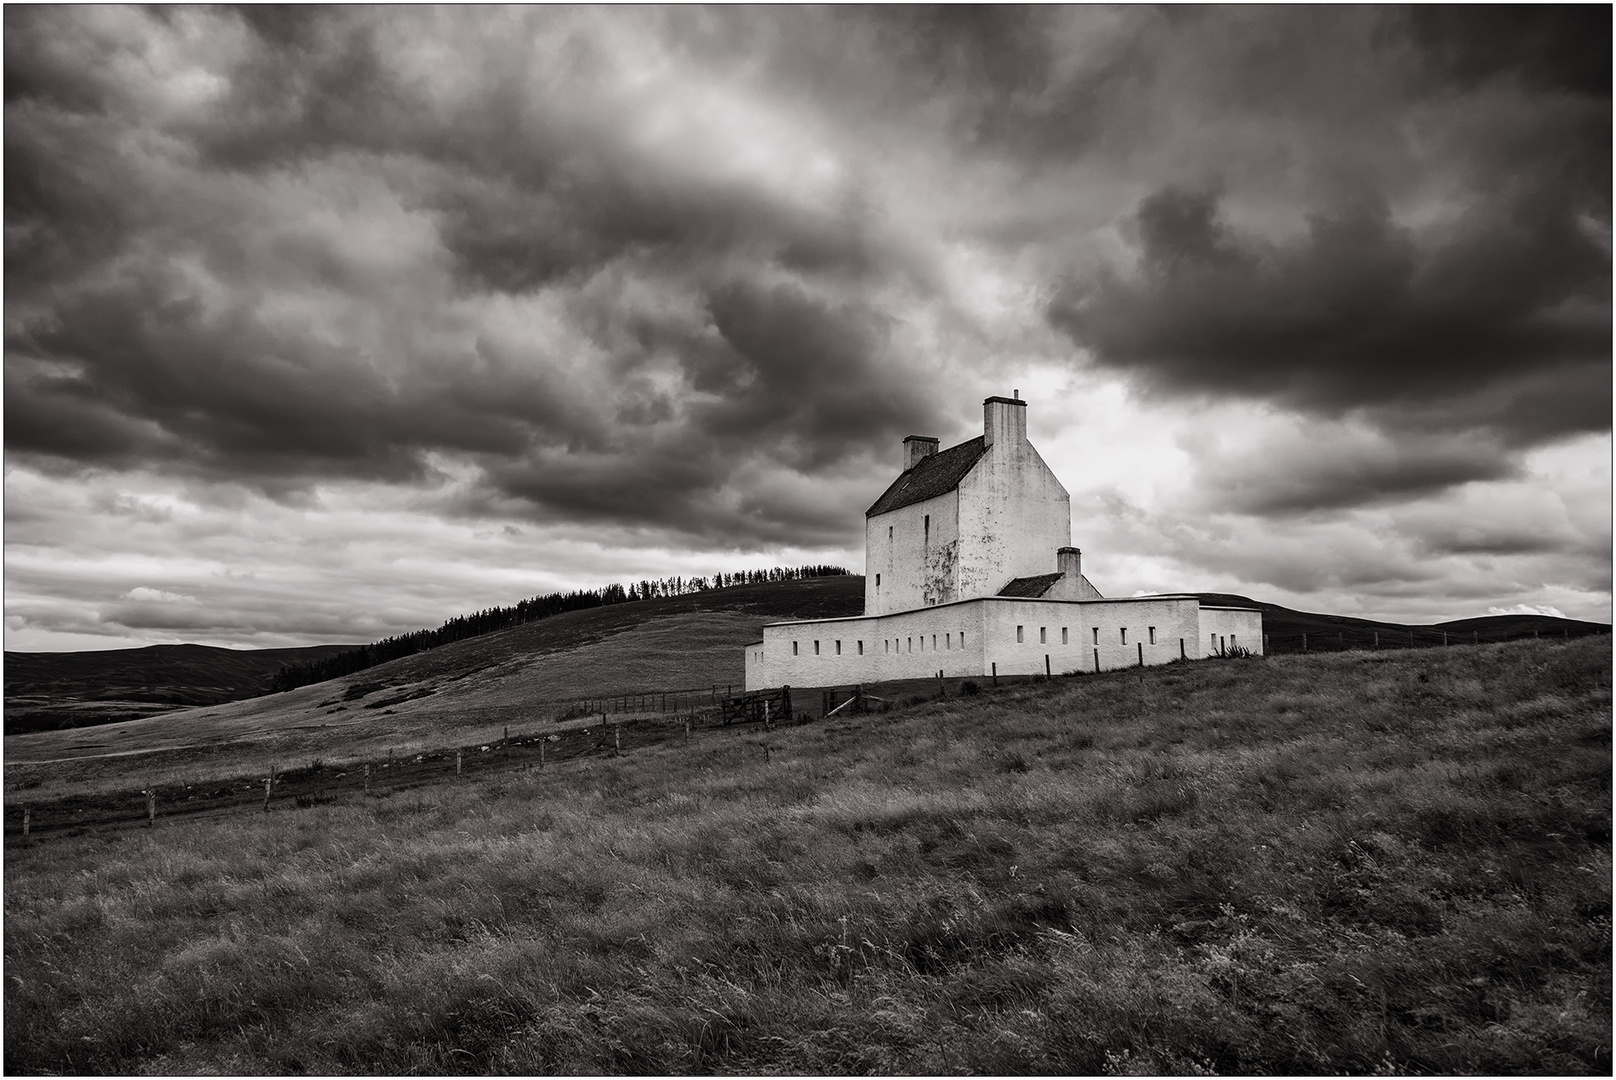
(1050, 5), (1611, 482)
(1051, 181), (1610, 444)
(3, 6), (948, 545)
(1406, 5), (1611, 96)
(5, 4), (1610, 557)
(1195, 431), (1520, 517)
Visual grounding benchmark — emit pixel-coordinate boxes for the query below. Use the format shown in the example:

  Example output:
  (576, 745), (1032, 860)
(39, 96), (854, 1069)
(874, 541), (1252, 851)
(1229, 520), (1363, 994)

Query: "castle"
(743, 394), (1263, 690)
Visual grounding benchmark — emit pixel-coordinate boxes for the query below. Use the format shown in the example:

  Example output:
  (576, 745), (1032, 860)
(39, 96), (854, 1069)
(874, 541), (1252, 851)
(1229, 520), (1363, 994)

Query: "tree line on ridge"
(269, 565), (850, 692)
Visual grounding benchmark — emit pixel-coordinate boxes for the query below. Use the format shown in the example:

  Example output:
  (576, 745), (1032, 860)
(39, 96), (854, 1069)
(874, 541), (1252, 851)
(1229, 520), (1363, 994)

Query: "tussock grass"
(5, 638), (1610, 1074)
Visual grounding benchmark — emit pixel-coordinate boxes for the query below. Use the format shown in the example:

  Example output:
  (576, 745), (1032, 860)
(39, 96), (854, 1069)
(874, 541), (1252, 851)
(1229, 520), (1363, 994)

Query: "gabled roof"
(865, 436), (988, 517)
(997, 573), (1062, 598)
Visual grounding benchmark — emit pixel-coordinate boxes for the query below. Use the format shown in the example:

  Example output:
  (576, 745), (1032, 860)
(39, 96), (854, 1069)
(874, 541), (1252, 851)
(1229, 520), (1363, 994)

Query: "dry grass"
(4, 607), (815, 804)
(5, 638), (1609, 1074)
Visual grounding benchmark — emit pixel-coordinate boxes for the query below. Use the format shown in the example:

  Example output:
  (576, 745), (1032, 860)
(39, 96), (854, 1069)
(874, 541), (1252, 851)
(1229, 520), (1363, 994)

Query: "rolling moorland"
(3, 576), (868, 805)
(3, 634), (1609, 1074)
(5, 572), (1604, 747)
(3, 643), (359, 735)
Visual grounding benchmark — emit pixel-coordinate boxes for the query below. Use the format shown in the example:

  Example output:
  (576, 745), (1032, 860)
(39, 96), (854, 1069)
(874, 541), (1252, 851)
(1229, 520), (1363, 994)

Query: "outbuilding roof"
(997, 573), (1062, 598)
(865, 436), (988, 517)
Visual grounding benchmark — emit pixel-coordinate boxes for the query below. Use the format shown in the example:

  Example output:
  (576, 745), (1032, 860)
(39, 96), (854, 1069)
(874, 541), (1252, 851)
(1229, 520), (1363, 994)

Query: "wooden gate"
(720, 685), (792, 726)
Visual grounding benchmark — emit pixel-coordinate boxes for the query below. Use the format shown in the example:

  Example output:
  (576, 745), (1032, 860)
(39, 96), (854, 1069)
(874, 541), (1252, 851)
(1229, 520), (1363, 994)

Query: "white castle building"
(743, 395), (1262, 690)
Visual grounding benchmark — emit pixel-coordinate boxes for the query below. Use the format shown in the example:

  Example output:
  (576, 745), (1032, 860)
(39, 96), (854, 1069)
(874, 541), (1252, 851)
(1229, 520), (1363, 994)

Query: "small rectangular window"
(835, 640), (841, 655)
(945, 633), (951, 649)
(793, 641), (799, 655)
(907, 637), (912, 652)
(875, 573), (881, 586)
(1231, 633), (1237, 647)
(1062, 627), (1069, 645)
(814, 640), (820, 655)
(889, 526), (893, 540)
(932, 635), (937, 650)
(1040, 627), (1047, 644)
(1092, 627), (1099, 645)
(1148, 627), (1156, 644)
(1121, 628), (1128, 645)
(858, 640), (864, 655)
(1016, 625), (1024, 643)
(960, 631), (965, 646)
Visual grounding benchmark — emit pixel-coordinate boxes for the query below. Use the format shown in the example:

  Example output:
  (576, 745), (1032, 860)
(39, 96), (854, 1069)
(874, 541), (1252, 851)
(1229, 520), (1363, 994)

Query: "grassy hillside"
(3, 576), (866, 801)
(7, 575), (1607, 807)
(4, 637), (1608, 1074)
(4, 643), (360, 735)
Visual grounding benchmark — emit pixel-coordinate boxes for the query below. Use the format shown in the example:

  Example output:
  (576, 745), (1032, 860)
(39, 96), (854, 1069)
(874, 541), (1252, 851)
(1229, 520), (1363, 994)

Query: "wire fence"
(9, 628), (1605, 842)
(1262, 625), (1608, 655)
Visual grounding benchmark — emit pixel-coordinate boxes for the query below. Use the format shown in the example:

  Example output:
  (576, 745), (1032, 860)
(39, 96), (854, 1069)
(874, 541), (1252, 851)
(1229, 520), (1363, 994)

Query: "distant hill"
(4, 643), (358, 735)
(6, 577), (1606, 746)
(2, 575), (868, 765)
(1190, 593), (1609, 651)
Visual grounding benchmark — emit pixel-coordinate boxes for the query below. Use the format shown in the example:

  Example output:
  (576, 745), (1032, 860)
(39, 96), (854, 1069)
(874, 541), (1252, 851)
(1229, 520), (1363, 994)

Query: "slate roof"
(865, 436), (988, 517)
(997, 573), (1062, 598)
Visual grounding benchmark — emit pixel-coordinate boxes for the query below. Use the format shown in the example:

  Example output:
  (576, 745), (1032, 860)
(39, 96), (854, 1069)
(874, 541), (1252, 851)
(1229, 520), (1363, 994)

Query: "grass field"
(2, 577), (866, 804)
(4, 637), (1608, 1074)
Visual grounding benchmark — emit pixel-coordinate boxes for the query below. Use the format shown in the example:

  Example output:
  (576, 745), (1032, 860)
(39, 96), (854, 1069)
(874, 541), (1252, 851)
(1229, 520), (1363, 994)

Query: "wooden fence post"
(1303, 633), (1308, 653)
(614, 724), (621, 756)
(1374, 631), (1380, 649)
(24, 806), (31, 837)
(540, 741), (546, 768)
(364, 764), (371, 794)
(456, 750), (463, 777)
(1443, 631), (1448, 646)
(261, 780), (270, 813)
(149, 789), (157, 826)
(1473, 630), (1478, 645)
(684, 716), (691, 742)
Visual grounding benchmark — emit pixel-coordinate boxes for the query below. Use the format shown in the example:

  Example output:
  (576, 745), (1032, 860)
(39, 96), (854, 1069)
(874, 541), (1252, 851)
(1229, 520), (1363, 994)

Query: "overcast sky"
(6, 6), (1611, 652)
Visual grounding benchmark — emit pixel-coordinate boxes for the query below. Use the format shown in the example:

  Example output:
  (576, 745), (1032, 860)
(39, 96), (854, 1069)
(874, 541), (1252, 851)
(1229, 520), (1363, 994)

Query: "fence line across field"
(8, 629), (1606, 841)
(1261, 625), (1603, 654)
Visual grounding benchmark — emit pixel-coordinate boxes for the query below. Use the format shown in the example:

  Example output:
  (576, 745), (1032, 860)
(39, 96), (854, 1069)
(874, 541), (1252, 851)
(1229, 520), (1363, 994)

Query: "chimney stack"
(983, 395), (1027, 449)
(1058, 546), (1081, 581)
(903, 435), (939, 470)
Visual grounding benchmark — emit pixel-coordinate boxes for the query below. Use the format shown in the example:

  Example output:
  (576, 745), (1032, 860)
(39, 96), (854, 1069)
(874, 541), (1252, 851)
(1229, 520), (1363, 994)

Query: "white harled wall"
(957, 402), (1071, 599)
(743, 596), (1263, 691)
(865, 397), (1071, 615)
(865, 490), (961, 616)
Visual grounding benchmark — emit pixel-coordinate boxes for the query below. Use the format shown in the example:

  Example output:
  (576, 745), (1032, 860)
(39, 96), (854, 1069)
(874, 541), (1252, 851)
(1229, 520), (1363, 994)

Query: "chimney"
(983, 395), (1027, 449)
(903, 435), (939, 470)
(1058, 546), (1081, 581)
